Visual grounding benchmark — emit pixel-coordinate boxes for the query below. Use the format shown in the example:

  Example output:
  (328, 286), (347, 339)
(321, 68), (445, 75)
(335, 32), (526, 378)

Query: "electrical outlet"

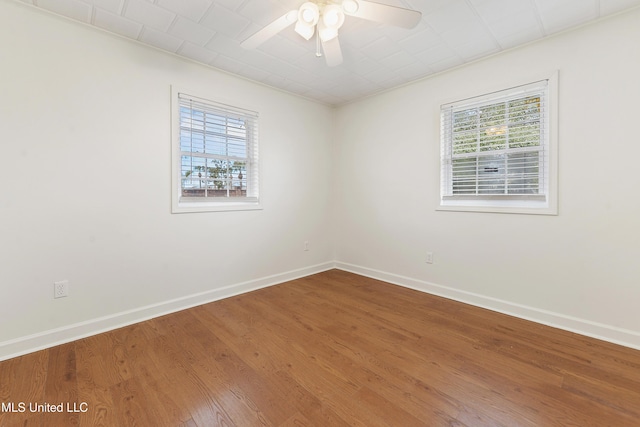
(304, 241), (310, 251)
(54, 280), (69, 299)
(425, 252), (434, 264)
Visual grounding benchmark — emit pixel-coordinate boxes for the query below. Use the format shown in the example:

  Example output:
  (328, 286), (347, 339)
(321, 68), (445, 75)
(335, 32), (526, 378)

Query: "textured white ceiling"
(18, 0), (640, 105)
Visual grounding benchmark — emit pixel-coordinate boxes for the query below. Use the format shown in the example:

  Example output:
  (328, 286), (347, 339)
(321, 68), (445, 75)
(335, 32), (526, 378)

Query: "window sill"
(172, 199), (262, 214)
(438, 198), (557, 215)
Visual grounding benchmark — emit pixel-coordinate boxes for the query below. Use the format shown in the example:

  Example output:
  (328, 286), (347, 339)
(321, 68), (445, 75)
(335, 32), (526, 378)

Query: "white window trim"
(437, 71), (559, 215)
(171, 86), (262, 214)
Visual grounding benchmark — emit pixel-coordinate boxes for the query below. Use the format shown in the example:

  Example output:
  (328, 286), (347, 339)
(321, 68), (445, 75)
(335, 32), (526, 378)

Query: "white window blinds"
(178, 93), (259, 204)
(440, 80), (549, 202)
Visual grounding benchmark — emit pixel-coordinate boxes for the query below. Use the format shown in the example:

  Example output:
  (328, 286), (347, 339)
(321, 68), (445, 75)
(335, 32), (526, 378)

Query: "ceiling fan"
(240, 0), (422, 67)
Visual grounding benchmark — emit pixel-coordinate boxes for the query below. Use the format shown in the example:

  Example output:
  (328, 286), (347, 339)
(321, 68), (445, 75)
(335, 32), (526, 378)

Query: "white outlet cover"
(54, 280), (69, 298)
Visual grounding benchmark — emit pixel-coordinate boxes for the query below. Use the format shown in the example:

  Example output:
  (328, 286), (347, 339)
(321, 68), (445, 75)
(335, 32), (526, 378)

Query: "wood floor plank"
(109, 377), (155, 426)
(41, 342), (80, 427)
(76, 381), (117, 427)
(0, 350), (49, 427)
(353, 385), (435, 427)
(178, 418), (198, 427)
(279, 411), (312, 427)
(159, 365), (236, 427)
(561, 371), (640, 419)
(2, 270), (640, 426)
(268, 370), (352, 427)
(144, 315), (238, 426)
(133, 363), (193, 425)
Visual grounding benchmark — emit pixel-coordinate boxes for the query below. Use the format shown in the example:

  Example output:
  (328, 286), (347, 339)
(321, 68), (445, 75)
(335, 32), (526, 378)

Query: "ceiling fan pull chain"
(316, 30), (323, 57)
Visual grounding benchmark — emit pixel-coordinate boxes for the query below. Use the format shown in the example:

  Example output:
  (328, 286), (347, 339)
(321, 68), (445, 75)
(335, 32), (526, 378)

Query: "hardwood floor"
(1, 269), (639, 426)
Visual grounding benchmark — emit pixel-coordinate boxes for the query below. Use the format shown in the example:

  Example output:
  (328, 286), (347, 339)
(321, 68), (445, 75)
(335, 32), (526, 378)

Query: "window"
(439, 74), (557, 215)
(172, 89), (260, 213)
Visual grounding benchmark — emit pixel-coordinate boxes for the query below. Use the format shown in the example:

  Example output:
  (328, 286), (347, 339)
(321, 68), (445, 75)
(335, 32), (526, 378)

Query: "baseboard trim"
(335, 261), (640, 351)
(0, 262), (336, 361)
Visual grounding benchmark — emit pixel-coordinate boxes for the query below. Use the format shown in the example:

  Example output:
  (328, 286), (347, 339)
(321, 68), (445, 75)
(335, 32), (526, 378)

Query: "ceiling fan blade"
(241, 10), (298, 50)
(344, 0), (422, 29)
(321, 36), (343, 67)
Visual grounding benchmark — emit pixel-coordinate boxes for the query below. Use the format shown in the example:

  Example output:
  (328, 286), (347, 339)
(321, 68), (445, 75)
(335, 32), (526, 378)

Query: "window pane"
(509, 122), (540, 149)
(190, 132), (205, 154)
(479, 102), (507, 152)
(206, 158), (229, 192)
(181, 156), (207, 197)
(204, 132), (228, 156)
(480, 128), (506, 152)
(509, 96), (540, 124)
(477, 154), (505, 194)
(453, 109), (478, 155)
(452, 157), (477, 194)
(506, 152), (539, 194)
(205, 113), (226, 134)
(230, 161), (247, 195)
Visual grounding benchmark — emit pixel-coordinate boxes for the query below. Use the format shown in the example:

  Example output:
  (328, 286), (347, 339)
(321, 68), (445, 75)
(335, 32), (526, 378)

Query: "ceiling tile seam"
(199, 0), (216, 25)
(232, 0), (249, 13)
(203, 4), (254, 41)
(529, 0), (548, 37)
(120, 0), (131, 16)
(115, 0), (125, 15)
(153, 0), (210, 23)
(136, 24), (180, 53)
(462, 0), (510, 52)
(90, 0), (126, 15)
(169, 16), (216, 47)
(121, 0), (180, 33)
(103, 7), (147, 40)
(413, 18), (467, 75)
(115, 0), (178, 49)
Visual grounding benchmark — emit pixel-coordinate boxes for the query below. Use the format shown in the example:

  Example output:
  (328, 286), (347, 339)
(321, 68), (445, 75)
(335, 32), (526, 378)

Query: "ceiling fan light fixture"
(295, 20), (315, 40)
(298, 2), (319, 25)
(318, 19), (339, 42)
(322, 5), (345, 29)
(342, 0), (359, 14)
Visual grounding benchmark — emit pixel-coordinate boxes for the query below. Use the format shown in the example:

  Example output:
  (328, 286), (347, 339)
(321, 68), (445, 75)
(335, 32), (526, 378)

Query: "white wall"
(0, 1), (334, 358)
(334, 8), (640, 349)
